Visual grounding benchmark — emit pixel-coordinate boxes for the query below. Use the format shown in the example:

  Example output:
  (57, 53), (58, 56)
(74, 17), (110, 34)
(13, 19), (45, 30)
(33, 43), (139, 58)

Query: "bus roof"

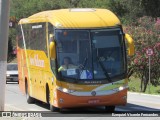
(19, 8), (121, 28)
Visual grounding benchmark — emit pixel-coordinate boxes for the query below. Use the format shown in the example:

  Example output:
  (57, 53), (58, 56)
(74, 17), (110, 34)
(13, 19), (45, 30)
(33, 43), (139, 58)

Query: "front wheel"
(46, 85), (60, 112)
(104, 106), (115, 112)
(50, 104), (60, 112)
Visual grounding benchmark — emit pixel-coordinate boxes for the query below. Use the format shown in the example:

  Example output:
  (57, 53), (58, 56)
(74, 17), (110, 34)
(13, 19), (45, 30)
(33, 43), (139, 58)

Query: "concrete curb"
(128, 91), (160, 97)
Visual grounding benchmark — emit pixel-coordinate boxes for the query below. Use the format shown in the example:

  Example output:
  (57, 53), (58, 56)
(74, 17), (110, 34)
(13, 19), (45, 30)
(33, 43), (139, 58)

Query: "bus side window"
(17, 25), (24, 49)
(22, 23), (47, 54)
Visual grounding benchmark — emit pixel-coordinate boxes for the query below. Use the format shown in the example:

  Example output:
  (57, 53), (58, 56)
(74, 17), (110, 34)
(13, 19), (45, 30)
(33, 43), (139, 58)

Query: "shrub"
(124, 16), (160, 92)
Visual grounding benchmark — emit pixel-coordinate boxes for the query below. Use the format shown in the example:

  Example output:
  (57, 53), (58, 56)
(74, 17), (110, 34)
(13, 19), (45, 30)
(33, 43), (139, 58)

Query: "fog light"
(59, 98), (64, 103)
(122, 96), (127, 100)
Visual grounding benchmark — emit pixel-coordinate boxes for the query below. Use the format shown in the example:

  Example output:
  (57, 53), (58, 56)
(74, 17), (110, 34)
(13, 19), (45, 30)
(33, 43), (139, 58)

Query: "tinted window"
(21, 23), (47, 54)
(7, 64), (18, 70)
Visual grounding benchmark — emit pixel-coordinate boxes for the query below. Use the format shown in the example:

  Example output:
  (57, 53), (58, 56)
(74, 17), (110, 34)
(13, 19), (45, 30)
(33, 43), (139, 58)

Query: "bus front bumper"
(53, 88), (127, 108)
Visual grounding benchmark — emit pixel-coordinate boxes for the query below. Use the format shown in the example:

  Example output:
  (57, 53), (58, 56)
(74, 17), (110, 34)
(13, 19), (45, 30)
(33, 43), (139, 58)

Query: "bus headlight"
(7, 74), (10, 77)
(57, 86), (75, 93)
(119, 86), (124, 91)
(63, 88), (75, 93)
(62, 88), (68, 93)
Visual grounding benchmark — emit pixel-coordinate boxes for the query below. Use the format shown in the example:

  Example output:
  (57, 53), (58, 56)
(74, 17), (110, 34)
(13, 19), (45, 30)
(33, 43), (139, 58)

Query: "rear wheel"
(104, 106), (115, 112)
(25, 81), (34, 104)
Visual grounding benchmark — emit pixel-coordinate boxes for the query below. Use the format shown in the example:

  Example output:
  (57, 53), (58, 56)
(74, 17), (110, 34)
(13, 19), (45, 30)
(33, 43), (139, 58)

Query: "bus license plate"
(88, 99), (100, 104)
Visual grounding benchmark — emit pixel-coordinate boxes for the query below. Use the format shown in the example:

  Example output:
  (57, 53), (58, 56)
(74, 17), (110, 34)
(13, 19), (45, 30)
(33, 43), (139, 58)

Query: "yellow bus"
(17, 8), (134, 112)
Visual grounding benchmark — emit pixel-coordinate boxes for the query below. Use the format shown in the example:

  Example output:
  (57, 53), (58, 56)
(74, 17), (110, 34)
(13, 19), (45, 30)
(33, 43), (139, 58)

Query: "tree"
(8, 0), (160, 64)
(8, 0), (71, 61)
(141, 0), (160, 17)
(78, 0), (109, 8)
(108, 0), (160, 24)
(124, 16), (160, 92)
(107, 0), (145, 24)
(10, 0), (71, 20)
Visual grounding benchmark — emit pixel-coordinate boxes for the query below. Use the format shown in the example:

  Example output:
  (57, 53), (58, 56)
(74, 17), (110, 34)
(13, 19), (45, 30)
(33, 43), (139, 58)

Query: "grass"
(128, 76), (160, 95)
(9, 57), (17, 63)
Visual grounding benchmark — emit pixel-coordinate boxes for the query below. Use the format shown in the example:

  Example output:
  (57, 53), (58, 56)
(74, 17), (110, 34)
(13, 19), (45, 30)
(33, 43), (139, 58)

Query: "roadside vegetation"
(9, 0), (160, 94)
(129, 77), (160, 95)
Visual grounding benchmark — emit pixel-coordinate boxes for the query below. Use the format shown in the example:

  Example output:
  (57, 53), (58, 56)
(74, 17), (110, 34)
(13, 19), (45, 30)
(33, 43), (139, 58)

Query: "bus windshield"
(55, 28), (126, 84)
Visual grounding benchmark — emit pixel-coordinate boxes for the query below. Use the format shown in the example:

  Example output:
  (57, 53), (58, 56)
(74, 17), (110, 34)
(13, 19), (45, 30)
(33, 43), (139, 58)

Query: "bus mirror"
(50, 41), (56, 60)
(125, 34), (135, 56)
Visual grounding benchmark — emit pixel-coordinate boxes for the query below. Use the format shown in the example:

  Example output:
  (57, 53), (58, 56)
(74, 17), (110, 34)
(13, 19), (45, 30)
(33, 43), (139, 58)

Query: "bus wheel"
(46, 85), (60, 112)
(25, 81), (34, 104)
(104, 106), (115, 112)
(50, 104), (60, 112)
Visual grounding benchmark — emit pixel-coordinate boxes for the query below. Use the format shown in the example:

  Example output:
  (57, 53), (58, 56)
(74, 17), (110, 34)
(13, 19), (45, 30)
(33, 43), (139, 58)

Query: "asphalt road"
(4, 83), (160, 117)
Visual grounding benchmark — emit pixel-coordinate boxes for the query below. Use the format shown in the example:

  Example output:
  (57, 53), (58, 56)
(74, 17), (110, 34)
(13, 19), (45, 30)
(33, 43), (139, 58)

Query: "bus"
(17, 8), (134, 112)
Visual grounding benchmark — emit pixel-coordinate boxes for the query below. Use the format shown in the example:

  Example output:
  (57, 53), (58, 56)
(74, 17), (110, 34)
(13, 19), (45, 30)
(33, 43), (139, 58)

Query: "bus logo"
(91, 91), (96, 96)
(30, 54), (45, 67)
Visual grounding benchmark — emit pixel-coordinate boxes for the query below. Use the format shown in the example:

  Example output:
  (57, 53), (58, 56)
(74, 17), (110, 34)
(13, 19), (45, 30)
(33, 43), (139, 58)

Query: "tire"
(50, 104), (60, 112)
(46, 85), (60, 112)
(25, 82), (34, 104)
(104, 106), (115, 113)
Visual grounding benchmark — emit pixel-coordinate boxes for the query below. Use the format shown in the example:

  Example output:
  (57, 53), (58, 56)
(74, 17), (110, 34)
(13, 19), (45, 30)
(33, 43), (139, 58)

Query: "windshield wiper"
(97, 57), (112, 83)
(79, 48), (88, 77)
